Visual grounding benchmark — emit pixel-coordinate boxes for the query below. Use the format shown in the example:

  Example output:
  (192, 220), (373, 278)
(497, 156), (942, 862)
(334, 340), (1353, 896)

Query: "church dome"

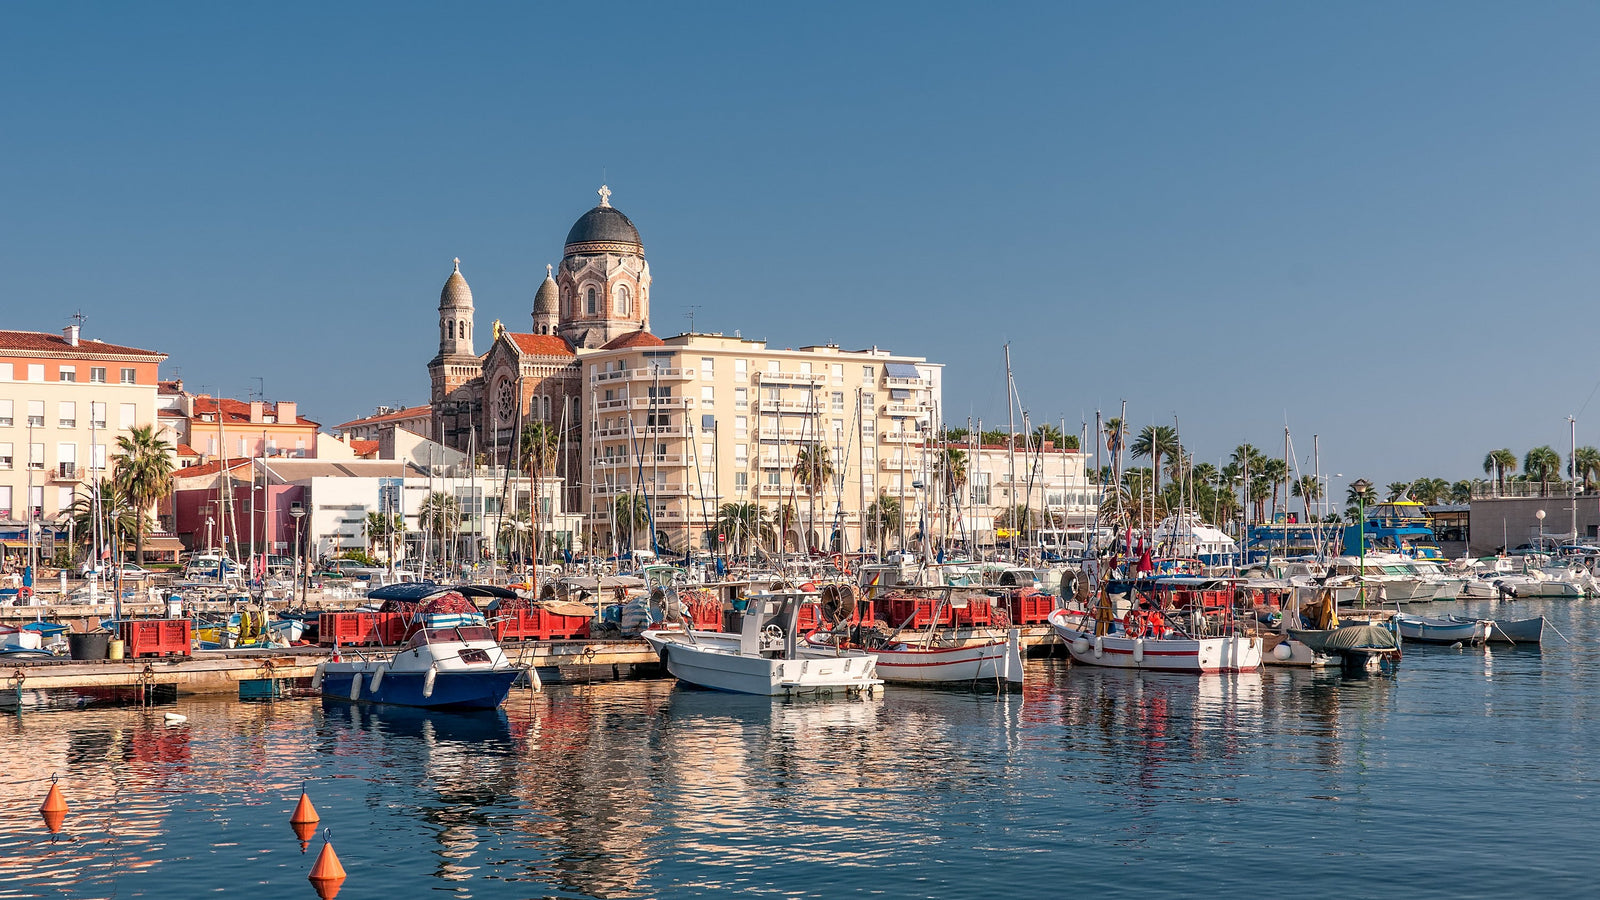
(534, 264), (559, 315)
(564, 186), (642, 251)
(440, 258), (472, 308)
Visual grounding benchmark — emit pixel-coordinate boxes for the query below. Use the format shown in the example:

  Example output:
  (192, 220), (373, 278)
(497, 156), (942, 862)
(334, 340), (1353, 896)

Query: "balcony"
(50, 463), (81, 482)
(595, 454), (685, 468)
(882, 403), (930, 417)
(591, 367), (692, 384)
(756, 399), (823, 414)
(629, 396), (692, 410)
(758, 455), (800, 469)
(883, 375), (927, 388)
(756, 371), (826, 386)
(883, 432), (928, 444)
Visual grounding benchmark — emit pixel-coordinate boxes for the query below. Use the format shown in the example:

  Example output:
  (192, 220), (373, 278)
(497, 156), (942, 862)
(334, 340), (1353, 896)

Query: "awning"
(885, 363), (920, 378)
(889, 389), (910, 400)
(143, 536), (187, 552)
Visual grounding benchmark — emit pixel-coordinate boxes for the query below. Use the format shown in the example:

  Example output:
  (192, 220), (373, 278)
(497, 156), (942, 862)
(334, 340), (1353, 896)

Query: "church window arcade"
(586, 287), (597, 315)
(615, 284), (631, 317)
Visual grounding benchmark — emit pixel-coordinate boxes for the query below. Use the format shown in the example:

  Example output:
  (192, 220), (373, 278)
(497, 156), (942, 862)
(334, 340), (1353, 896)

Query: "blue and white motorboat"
(316, 584), (523, 710)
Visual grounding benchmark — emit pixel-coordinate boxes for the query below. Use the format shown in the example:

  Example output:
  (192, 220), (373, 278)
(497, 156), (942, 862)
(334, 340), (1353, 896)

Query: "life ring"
(800, 581), (819, 593)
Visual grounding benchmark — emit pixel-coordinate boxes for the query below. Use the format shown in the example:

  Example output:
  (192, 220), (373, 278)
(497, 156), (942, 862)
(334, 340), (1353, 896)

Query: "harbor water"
(5, 596), (1598, 899)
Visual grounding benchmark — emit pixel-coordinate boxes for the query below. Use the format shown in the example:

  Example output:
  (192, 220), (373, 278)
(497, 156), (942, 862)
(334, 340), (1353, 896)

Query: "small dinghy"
(1445, 614), (1544, 645)
(1395, 613), (1483, 645)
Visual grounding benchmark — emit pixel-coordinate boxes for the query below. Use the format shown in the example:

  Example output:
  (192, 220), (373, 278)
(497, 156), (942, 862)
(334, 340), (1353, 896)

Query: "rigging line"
(1575, 371), (1600, 421)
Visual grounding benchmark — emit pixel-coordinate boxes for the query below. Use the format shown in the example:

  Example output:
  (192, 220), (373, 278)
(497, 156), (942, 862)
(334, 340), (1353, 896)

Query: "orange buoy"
(40, 775), (68, 834)
(308, 836), (347, 899)
(290, 790), (320, 826)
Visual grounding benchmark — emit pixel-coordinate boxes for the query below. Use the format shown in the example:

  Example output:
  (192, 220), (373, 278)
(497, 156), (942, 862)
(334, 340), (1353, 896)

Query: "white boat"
(316, 586), (523, 710)
(644, 593), (882, 697)
(1327, 555), (1438, 604)
(804, 628), (1023, 687)
(1047, 607), (1262, 674)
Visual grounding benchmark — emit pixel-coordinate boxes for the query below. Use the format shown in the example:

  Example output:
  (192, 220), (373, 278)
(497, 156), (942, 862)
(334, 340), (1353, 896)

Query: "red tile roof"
(175, 443), (199, 457)
(335, 404), (431, 430)
(0, 329), (166, 358)
(171, 458), (253, 480)
(349, 440), (380, 457)
(509, 333), (576, 357)
(191, 396), (318, 427)
(601, 330), (664, 350)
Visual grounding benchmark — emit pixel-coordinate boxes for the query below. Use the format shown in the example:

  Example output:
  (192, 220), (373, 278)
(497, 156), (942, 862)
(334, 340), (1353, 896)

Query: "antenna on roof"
(70, 309), (88, 329)
(684, 305), (701, 335)
(248, 377), (265, 401)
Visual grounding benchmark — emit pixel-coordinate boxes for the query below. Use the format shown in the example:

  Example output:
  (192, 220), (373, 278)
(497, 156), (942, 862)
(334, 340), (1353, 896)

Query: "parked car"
(115, 563), (152, 581)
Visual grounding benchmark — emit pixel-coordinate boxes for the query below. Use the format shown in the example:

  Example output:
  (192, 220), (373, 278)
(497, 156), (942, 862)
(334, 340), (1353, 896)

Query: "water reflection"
(5, 598), (1600, 900)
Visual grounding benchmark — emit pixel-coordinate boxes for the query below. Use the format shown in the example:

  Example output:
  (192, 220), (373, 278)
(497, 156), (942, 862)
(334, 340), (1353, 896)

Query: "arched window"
(449, 320), (455, 339)
(615, 285), (631, 317)
(586, 287), (597, 315)
(543, 396), (553, 419)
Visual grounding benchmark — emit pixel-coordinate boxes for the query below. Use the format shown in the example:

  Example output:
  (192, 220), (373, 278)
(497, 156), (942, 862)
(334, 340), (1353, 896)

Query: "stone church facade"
(426, 186), (656, 468)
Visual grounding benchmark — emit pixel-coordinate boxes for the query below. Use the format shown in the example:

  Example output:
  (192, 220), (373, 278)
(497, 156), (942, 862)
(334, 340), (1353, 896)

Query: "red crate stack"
(119, 619), (193, 658)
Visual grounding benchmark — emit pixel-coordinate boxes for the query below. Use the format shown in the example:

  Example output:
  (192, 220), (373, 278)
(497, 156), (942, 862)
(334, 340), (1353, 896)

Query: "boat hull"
(806, 630), (1024, 686)
(1048, 610), (1262, 673)
(645, 630), (882, 697)
(319, 664), (519, 710)
(1396, 615), (1481, 644)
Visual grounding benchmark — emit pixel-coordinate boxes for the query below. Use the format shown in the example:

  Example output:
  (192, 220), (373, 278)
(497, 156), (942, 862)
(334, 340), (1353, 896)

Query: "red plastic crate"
(494, 608), (591, 642)
(318, 612), (404, 646)
(119, 619), (192, 658)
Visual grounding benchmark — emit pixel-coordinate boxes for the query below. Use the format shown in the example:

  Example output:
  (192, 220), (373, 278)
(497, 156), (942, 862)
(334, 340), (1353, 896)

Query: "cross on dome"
(597, 184), (612, 207)
(453, 257), (461, 272)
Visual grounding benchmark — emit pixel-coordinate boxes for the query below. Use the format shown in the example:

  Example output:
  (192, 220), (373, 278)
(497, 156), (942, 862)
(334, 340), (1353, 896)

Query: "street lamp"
(1351, 478), (1372, 606)
(289, 504), (306, 606)
(1536, 508), (1546, 550)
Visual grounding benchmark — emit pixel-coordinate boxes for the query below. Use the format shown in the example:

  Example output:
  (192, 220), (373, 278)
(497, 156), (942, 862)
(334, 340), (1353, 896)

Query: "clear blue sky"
(4, 2), (1599, 496)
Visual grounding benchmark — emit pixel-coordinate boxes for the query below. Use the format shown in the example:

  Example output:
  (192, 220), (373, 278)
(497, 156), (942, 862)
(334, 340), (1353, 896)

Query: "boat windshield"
(409, 626), (495, 648)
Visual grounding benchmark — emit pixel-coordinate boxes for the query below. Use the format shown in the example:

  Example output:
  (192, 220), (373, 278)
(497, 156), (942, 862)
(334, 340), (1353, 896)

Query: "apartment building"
(0, 326), (166, 535)
(156, 380), (321, 462)
(579, 332), (942, 554)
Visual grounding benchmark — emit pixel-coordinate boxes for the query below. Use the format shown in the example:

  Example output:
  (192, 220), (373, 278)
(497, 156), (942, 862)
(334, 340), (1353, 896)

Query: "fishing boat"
(803, 584), (1023, 688)
(643, 592), (882, 697)
(1289, 623), (1400, 674)
(1047, 578), (1262, 674)
(316, 585), (523, 710)
(0, 624), (42, 652)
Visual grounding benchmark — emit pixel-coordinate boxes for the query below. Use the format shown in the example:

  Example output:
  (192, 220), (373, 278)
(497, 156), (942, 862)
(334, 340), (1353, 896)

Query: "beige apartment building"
(578, 331), (942, 554)
(0, 326), (166, 535)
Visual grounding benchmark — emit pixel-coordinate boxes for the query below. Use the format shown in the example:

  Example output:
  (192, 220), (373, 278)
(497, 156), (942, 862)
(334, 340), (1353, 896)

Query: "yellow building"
(578, 331), (942, 555)
(0, 325), (165, 545)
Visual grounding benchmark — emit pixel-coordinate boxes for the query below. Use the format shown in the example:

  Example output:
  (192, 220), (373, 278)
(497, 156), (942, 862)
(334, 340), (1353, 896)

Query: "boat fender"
(1092, 635), (1104, 659)
(1071, 637), (1090, 656)
(349, 672), (363, 701)
(1132, 638), (1145, 664)
(310, 662), (325, 692)
(369, 664), (385, 693)
(1272, 642), (1293, 661)
(422, 665), (437, 699)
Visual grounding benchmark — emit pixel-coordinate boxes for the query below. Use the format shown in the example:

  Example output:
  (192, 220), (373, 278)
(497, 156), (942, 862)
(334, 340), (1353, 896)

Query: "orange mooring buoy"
(40, 775), (67, 833)
(308, 834), (347, 899)
(290, 790), (320, 826)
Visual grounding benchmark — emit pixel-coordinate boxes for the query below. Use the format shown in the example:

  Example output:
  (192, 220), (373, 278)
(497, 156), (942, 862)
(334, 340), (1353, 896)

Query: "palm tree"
(1344, 480), (1377, 519)
(1248, 475), (1272, 524)
(714, 501), (773, 556)
(1483, 448), (1517, 494)
(612, 492), (651, 552)
(1191, 462), (1220, 489)
(67, 480), (138, 559)
(519, 421), (560, 478)
(1291, 475), (1322, 520)
(1384, 481), (1410, 502)
(1449, 480), (1476, 504)
(980, 429), (1011, 446)
(996, 504), (1036, 532)
(792, 442), (834, 551)
(419, 492), (461, 552)
(940, 426), (970, 442)
(1031, 423), (1065, 448)
(937, 447), (968, 499)
(1410, 477), (1450, 505)
(363, 511), (402, 558)
(1524, 446), (1562, 496)
(1573, 446), (1600, 493)
(1130, 425), (1182, 498)
(1256, 458), (1288, 519)
(111, 425), (174, 564)
(864, 493), (901, 549)
(1104, 418), (1126, 460)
